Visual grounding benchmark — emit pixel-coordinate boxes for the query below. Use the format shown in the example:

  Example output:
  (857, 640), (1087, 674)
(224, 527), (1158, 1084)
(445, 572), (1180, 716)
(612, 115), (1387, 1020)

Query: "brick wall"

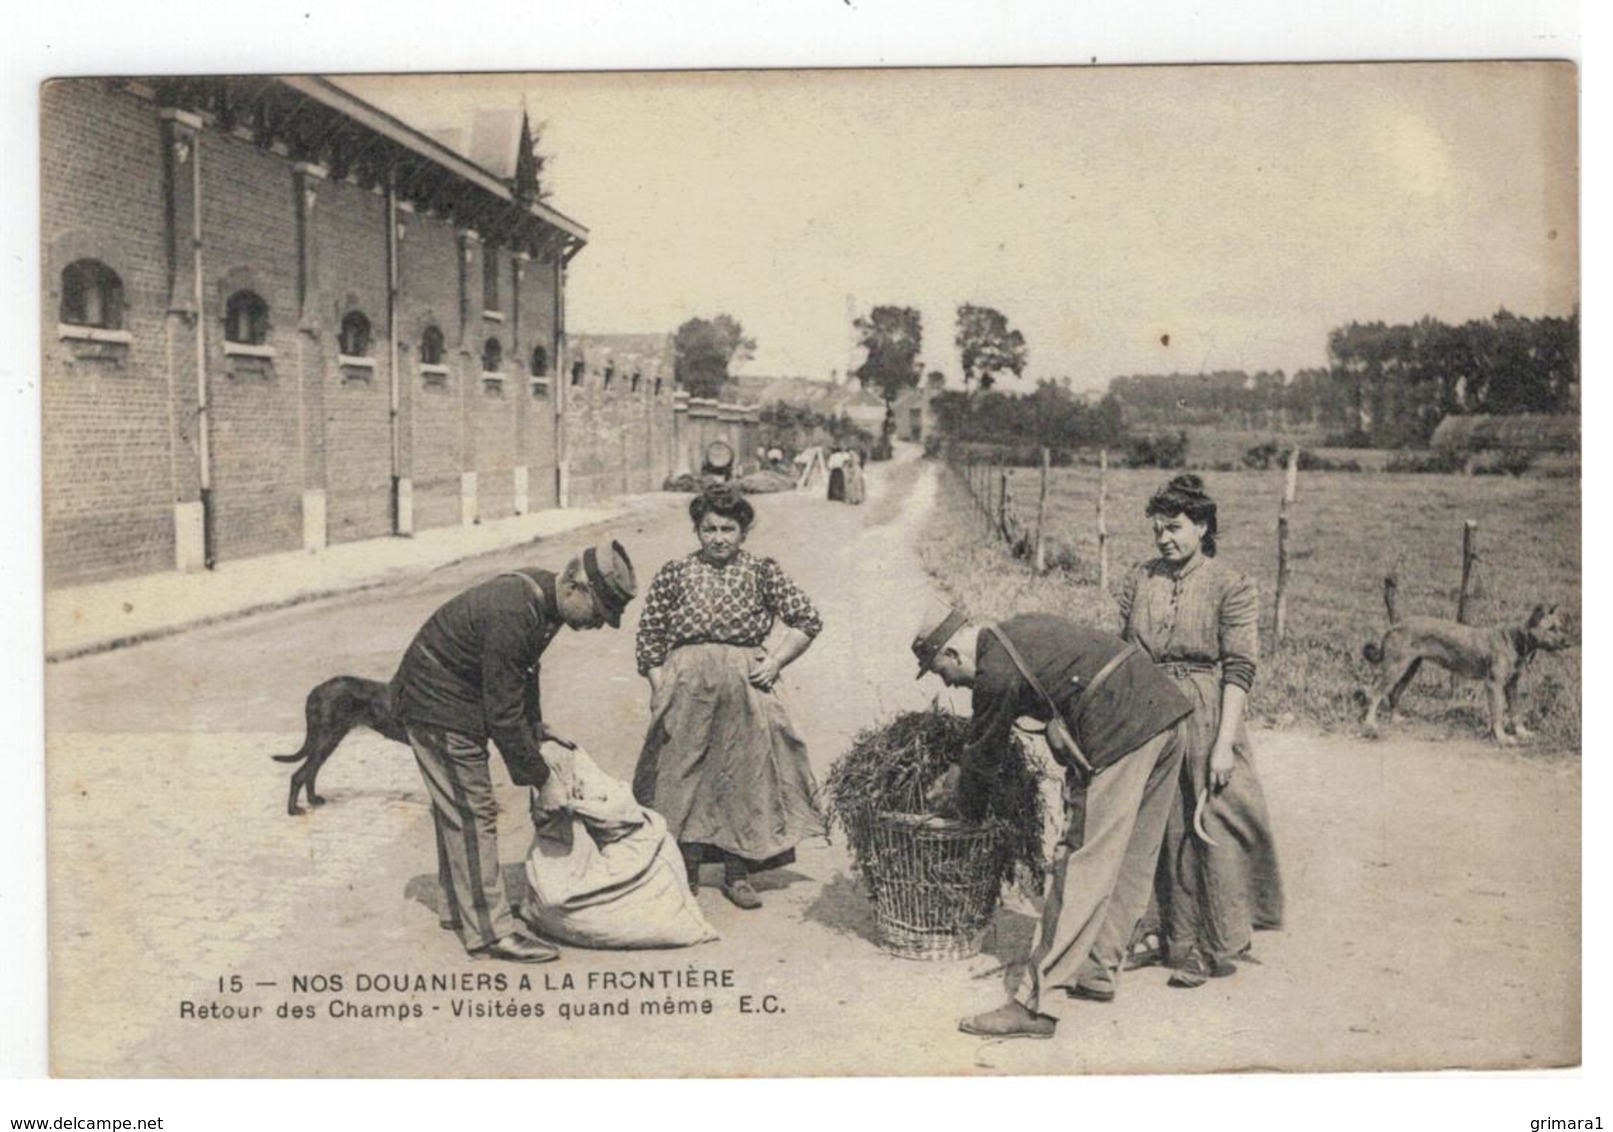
(40, 81), (179, 587)
(313, 178), (393, 545)
(41, 81), (678, 589)
(563, 374), (676, 505)
(397, 211), (463, 532)
(200, 128), (305, 561)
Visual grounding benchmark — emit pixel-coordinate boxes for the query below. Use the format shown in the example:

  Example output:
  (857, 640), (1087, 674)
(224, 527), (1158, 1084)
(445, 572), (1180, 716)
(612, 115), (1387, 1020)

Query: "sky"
(341, 66), (1576, 394)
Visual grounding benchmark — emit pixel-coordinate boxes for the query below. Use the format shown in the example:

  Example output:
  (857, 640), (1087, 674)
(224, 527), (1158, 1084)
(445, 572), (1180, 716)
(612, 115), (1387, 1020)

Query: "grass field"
(920, 461), (1582, 753)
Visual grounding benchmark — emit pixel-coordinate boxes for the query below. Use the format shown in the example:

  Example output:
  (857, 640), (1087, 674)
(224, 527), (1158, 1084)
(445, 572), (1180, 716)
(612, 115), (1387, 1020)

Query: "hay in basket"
(824, 706), (1046, 960)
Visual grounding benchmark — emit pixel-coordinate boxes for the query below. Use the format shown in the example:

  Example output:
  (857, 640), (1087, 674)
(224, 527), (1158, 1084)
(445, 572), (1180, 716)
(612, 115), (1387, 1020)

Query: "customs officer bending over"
(913, 605), (1192, 1038)
(390, 542), (637, 963)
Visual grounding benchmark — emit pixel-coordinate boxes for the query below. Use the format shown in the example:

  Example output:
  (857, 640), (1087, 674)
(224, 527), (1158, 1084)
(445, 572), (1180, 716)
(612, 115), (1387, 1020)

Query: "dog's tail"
(271, 747), (310, 764)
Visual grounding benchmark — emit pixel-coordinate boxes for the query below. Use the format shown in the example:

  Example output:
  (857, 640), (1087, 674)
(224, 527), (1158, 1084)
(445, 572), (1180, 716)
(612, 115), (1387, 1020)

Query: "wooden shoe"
(721, 878), (763, 910)
(959, 1001), (1056, 1039)
(1067, 983), (1115, 1003)
(472, 934), (560, 964)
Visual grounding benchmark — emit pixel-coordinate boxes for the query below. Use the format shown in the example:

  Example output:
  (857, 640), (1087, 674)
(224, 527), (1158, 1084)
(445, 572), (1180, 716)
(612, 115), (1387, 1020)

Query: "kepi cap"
(581, 540), (636, 627)
(911, 602), (969, 679)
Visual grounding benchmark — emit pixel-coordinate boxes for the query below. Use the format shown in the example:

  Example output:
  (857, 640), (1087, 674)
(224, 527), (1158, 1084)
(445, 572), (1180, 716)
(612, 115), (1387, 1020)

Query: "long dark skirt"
(827, 466), (847, 501)
(632, 643), (825, 867)
(1153, 668), (1284, 961)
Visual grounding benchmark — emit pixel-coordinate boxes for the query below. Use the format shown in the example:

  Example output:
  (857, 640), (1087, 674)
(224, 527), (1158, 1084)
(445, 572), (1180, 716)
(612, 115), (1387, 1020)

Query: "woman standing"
(633, 485), (826, 910)
(1118, 473), (1284, 987)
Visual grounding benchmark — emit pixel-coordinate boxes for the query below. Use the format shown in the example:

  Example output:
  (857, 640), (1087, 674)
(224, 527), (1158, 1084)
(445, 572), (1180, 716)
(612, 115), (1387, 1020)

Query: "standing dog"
(1359, 603), (1571, 744)
(272, 676), (406, 815)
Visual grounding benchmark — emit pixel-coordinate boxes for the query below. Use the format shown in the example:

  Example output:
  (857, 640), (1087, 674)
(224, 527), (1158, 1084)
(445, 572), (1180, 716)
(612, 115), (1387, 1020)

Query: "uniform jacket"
(965, 612), (1192, 779)
(390, 568), (562, 785)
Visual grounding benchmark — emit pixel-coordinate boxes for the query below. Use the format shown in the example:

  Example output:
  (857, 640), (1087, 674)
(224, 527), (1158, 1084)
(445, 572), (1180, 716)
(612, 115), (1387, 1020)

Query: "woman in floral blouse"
(632, 485), (826, 910)
(1118, 474), (1284, 989)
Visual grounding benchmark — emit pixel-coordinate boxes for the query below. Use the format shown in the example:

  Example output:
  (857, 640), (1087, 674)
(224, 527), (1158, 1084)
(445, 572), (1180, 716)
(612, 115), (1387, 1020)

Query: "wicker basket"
(865, 811), (1005, 960)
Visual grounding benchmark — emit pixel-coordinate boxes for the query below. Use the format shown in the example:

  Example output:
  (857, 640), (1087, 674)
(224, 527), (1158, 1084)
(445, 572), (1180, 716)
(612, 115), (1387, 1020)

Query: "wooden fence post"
(1034, 447), (1050, 574)
(1097, 448), (1110, 593)
(1274, 446), (1299, 643)
(1456, 519), (1479, 624)
(998, 466), (1009, 542)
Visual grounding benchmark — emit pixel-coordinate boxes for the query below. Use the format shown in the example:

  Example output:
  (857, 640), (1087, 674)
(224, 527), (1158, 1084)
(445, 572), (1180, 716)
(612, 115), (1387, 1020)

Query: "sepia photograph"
(32, 57), (1583, 1086)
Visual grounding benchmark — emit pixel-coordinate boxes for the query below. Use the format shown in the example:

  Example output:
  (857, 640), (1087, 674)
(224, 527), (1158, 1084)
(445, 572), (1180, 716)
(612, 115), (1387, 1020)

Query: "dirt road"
(46, 448), (1579, 1076)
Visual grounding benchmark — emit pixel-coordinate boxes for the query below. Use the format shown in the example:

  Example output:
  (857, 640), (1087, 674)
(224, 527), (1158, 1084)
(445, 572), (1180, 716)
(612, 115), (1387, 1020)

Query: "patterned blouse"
(635, 550), (824, 675)
(1117, 553), (1260, 691)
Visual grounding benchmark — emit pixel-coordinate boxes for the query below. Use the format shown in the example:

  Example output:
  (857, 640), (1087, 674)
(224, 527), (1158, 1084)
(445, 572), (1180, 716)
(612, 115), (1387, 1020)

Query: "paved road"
(46, 450), (1580, 1076)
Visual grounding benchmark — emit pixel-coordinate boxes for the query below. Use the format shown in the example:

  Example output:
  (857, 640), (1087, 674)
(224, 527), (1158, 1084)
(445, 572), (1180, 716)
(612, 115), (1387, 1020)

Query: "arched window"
(571, 359), (585, 386)
(225, 290), (270, 345)
(482, 337), (503, 373)
(653, 376), (664, 396)
(530, 344), (549, 376)
(603, 362), (616, 388)
(60, 260), (124, 329)
(630, 371), (642, 393)
(338, 311), (372, 357)
(420, 325), (445, 366)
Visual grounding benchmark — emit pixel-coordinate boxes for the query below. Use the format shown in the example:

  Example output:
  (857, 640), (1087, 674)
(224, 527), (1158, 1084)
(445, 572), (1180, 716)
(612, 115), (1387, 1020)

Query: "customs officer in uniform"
(913, 605), (1192, 1038)
(390, 541), (637, 963)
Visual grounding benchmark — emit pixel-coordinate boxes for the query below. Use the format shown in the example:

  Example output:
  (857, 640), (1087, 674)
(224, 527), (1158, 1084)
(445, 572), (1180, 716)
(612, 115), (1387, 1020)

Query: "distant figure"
(843, 449), (866, 505)
(826, 447), (848, 502)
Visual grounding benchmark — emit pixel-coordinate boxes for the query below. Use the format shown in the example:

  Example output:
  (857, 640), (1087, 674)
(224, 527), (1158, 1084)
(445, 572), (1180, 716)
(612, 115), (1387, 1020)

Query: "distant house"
(725, 375), (886, 431)
(893, 387), (939, 443)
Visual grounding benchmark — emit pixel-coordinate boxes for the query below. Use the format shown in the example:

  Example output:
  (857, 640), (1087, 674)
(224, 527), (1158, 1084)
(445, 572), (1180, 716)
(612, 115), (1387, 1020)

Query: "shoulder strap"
(1077, 643), (1142, 714)
(983, 625), (1060, 716)
(498, 570), (547, 603)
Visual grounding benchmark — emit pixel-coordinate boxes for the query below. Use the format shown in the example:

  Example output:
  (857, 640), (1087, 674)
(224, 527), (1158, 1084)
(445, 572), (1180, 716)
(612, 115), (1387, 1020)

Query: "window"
(630, 371), (642, 393)
(530, 344), (549, 376)
(420, 325), (445, 366)
(61, 260), (125, 329)
(225, 290), (270, 345)
(654, 376), (663, 396)
(571, 360), (585, 386)
(482, 246), (500, 311)
(482, 337), (503, 373)
(603, 363), (615, 388)
(338, 311), (372, 357)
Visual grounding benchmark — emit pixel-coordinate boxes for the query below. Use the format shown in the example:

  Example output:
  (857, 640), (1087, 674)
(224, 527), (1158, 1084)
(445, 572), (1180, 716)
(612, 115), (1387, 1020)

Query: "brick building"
(41, 76), (678, 589)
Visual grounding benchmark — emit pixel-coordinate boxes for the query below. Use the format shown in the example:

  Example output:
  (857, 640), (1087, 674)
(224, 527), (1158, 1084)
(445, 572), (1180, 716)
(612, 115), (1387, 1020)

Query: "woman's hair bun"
(1168, 472), (1207, 497)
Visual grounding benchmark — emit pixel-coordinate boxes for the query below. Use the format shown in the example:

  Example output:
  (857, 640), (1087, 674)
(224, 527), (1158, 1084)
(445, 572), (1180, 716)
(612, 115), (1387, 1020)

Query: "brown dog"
(272, 676), (407, 815)
(1359, 604), (1571, 744)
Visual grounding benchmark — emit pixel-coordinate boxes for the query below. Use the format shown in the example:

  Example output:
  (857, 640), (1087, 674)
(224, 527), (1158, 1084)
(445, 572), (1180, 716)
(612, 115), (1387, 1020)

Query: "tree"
(853, 305), (924, 408)
(955, 304), (1027, 392)
(511, 111), (552, 203)
(674, 314), (755, 399)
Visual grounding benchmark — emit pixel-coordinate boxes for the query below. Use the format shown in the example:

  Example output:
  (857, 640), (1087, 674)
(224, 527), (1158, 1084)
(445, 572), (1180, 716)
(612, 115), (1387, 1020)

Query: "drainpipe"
(190, 130), (214, 568)
(386, 173), (403, 533)
(553, 246), (566, 507)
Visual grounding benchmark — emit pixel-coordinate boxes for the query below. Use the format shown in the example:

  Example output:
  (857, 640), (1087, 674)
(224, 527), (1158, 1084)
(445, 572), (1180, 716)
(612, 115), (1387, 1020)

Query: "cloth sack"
(520, 744), (718, 949)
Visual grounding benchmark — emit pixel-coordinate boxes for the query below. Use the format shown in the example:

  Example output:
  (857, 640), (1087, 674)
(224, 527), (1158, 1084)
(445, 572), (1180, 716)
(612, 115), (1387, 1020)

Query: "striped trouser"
(1013, 727), (1184, 1014)
(407, 725), (518, 951)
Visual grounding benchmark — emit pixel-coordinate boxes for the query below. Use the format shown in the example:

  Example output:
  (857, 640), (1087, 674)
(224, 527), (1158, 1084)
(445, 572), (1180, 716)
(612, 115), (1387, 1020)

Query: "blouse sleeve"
(1116, 563), (1142, 639)
(634, 562), (682, 675)
(1217, 571), (1260, 692)
(759, 557), (823, 638)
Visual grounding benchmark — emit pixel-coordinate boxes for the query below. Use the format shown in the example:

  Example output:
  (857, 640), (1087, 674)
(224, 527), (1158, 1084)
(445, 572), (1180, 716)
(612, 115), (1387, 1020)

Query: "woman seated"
(632, 485), (827, 909)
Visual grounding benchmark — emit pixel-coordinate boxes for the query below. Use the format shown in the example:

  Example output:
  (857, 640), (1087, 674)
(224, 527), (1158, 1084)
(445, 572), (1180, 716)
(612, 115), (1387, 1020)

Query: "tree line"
(675, 304), (1577, 452)
(1112, 309), (1579, 446)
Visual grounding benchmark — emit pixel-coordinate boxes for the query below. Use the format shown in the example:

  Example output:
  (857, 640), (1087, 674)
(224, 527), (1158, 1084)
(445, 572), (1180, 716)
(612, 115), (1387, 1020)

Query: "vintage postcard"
(40, 63), (1579, 1077)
